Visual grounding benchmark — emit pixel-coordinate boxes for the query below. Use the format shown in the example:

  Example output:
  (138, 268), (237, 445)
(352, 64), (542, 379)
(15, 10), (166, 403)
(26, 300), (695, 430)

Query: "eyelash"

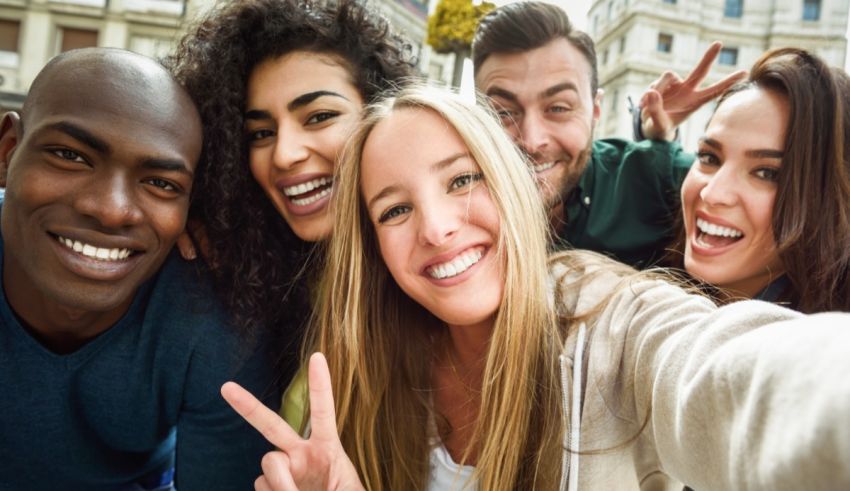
(51, 148), (86, 163)
(449, 171), (484, 191)
(306, 111), (340, 125)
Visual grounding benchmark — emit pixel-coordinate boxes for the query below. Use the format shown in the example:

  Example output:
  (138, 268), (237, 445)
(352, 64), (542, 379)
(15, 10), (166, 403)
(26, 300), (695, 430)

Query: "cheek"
(376, 229), (406, 282)
(149, 202), (190, 245)
(554, 120), (592, 153)
(749, 191), (778, 241)
(248, 149), (270, 186)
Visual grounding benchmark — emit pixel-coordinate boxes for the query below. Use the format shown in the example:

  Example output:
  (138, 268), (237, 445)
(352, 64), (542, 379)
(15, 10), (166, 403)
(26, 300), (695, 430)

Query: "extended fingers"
(684, 41), (722, 87)
(221, 381), (301, 449)
(306, 352), (340, 442)
(695, 69), (748, 102)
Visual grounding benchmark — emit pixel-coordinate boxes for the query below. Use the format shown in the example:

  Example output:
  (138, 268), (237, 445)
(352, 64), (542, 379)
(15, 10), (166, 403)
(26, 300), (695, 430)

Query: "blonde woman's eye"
(378, 205), (411, 224)
(449, 172), (483, 191)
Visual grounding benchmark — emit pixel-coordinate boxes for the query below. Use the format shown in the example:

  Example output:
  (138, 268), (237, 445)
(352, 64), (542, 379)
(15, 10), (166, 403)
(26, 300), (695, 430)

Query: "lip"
(47, 231), (146, 282)
(274, 172), (334, 217)
(420, 244), (489, 287)
(689, 211), (744, 257)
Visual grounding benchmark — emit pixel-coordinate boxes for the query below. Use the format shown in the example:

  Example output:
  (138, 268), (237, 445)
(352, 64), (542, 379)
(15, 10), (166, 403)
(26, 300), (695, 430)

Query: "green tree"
(427, 0), (495, 87)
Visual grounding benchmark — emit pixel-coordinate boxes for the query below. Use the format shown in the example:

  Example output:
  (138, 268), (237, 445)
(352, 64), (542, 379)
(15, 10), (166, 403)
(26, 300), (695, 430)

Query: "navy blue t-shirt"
(0, 198), (279, 490)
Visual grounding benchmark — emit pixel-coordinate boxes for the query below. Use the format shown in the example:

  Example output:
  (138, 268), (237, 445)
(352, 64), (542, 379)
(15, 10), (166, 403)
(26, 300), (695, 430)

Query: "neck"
(718, 270), (785, 302)
(548, 201), (567, 237)
(445, 317), (494, 370)
(3, 258), (132, 354)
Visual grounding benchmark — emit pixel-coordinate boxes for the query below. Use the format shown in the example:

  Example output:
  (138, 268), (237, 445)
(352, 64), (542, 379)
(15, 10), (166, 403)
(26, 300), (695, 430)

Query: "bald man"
(0, 48), (276, 490)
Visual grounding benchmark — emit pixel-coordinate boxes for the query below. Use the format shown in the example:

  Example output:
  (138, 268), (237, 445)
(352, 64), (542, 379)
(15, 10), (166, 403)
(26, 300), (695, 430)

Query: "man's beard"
(530, 135), (593, 213)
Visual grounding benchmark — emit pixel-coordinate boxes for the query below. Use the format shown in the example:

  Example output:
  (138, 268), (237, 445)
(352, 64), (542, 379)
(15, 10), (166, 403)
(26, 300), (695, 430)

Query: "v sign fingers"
(222, 354), (364, 491)
(221, 381), (301, 450)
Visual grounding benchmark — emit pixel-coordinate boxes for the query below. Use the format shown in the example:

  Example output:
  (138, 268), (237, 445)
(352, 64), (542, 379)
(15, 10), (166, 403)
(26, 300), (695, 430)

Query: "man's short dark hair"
(472, 1), (598, 93)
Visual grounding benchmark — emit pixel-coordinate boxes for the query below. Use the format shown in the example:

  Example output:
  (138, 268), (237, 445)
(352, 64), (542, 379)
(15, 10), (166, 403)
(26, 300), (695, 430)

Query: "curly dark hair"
(165, 0), (417, 380)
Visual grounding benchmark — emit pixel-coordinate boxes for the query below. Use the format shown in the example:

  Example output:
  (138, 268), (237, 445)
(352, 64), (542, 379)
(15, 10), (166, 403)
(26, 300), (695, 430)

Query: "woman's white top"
(426, 444), (477, 490)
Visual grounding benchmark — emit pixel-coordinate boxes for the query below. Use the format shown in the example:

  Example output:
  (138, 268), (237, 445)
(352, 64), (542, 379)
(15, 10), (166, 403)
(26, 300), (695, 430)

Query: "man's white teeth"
(696, 218), (743, 238)
(284, 177), (333, 197)
(290, 187), (332, 206)
(428, 249), (483, 280)
(532, 161), (556, 173)
(57, 236), (132, 261)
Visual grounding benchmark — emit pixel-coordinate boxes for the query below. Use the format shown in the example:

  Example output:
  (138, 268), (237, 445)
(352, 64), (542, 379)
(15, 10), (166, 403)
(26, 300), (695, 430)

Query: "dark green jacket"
(557, 138), (693, 268)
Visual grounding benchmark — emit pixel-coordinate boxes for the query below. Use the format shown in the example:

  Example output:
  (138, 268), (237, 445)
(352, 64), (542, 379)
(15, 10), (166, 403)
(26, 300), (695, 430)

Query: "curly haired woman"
(167, 0), (417, 384)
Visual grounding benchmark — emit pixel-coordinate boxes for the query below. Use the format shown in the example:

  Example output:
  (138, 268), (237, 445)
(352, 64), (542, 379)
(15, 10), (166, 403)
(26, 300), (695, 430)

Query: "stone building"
(0, 0), (449, 109)
(588, 0), (849, 149)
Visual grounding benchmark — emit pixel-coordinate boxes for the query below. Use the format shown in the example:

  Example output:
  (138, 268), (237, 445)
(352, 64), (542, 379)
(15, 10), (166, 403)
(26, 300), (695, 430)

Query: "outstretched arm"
(222, 353), (364, 491)
(639, 41), (747, 141)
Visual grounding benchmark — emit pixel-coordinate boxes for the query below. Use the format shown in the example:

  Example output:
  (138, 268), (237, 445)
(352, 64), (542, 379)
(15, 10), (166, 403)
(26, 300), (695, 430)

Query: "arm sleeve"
(607, 283), (850, 490)
(174, 331), (281, 491)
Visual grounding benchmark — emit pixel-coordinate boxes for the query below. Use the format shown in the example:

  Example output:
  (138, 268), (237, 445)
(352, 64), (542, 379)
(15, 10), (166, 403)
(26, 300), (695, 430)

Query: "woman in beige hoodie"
(222, 84), (850, 491)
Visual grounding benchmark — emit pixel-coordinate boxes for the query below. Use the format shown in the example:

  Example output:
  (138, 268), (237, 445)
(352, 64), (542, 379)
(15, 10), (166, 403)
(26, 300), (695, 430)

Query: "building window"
(657, 33), (673, 53)
(60, 28), (98, 52)
(718, 47), (738, 66)
(0, 19), (20, 67)
(724, 0), (743, 17)
(803, 0), (821, 20)
(619, 36), (626, 54)
(663, 0), (676, 4)
(602, 48), (609, 65)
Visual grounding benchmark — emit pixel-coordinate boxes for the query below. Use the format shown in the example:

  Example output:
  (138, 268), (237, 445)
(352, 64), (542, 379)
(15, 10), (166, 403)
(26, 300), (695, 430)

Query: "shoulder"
(592, 138), (692, 181)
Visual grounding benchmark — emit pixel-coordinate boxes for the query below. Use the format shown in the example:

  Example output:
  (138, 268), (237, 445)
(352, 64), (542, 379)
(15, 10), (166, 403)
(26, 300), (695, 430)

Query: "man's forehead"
(475, 38), (593, 98)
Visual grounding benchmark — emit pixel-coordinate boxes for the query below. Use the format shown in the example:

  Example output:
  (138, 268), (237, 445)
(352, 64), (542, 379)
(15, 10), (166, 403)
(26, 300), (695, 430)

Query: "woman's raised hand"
(221, 353), (364, 491)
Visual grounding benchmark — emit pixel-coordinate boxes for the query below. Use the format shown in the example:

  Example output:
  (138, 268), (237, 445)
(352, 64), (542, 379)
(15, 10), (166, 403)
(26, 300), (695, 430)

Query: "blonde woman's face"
(681, 88), (787, 298)
(361, 108), (504, 329)
(245, 51), (364, 242)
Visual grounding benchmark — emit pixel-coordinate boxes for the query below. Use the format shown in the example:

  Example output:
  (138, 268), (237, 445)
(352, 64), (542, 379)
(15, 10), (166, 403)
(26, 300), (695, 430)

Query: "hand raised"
(640, 41), (747, 141)
(221, 353), (363, 491)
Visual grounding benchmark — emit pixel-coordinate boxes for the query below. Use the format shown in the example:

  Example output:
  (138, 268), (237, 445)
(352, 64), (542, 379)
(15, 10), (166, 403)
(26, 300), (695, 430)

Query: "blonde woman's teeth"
(56, 235), (133, 261)
(428, 249), (483, 280)
(696, 218), (743, 238)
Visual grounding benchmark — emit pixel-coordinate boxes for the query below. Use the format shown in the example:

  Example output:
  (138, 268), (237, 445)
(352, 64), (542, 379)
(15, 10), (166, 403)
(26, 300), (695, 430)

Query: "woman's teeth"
(56, 235), (133, 261)
(290, 187), (332, 206)
(283, 176), (333, 196)
(696, 218), (743, 238)
(428, 249), (483, 280)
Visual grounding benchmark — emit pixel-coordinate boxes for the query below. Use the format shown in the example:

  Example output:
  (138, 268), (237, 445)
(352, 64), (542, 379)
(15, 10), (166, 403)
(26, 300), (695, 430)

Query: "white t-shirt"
(426, 444), (477, 490)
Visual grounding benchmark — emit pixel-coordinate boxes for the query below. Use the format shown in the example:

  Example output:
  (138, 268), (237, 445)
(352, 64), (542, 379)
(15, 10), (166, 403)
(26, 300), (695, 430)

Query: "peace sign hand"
(221, 353), (364, 491)
(640, 41), (748, 141)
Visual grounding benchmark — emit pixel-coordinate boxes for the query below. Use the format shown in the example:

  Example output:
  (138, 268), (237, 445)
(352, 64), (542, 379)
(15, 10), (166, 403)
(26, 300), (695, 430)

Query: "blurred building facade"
(588, 0), (849, 150)
(0, 0), (450, 110)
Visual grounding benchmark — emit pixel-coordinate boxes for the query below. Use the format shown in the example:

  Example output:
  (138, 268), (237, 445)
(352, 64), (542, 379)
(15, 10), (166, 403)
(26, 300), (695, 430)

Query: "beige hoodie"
(553, 259), (850, 490)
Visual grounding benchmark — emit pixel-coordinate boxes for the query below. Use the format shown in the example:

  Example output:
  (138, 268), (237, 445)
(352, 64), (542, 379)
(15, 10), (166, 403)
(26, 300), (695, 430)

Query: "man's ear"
(591, 88), (604, 128)
(0, 111), (22, 188)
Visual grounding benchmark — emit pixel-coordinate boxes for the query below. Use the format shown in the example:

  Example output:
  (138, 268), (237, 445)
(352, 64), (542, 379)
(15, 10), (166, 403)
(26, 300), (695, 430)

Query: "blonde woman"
(223, 85), (850, 490)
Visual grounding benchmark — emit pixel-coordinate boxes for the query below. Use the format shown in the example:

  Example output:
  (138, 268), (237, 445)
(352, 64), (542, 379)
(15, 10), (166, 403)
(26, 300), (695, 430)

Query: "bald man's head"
(0, 48), (204, 322)
(22, 48), (200, 133)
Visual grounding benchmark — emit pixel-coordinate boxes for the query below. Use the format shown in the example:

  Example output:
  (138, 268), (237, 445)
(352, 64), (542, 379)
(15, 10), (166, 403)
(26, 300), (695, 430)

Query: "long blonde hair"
(307, 84), (565, 489)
